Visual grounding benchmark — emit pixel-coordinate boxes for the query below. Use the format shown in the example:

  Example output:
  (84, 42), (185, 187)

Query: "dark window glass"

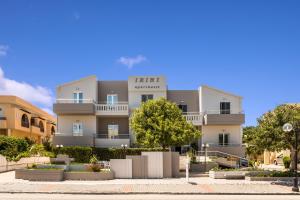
(21, 114), (30, 128)
(141, 94), (153, 102)
(39, 121), (44, 132)
(220, 102), (230, 114)
(178, 104), (188, 113)
(218, 134), (223, 145)
(219, 133), (230, 146)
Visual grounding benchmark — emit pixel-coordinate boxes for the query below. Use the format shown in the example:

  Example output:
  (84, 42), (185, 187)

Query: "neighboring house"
(0, 96), (56, 143)
(53, 75), (245, 156)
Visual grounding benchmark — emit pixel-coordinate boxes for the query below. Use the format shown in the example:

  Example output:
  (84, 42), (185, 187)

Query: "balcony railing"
(95, 133), (130, 139)
(183, 112), (202, 125)
(204, 110), (244, 114)
(95, 102), (129, 115)
(56, 99), (95, 104)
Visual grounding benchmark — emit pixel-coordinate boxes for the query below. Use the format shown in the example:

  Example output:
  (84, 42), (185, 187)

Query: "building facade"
(53, 75), (245, 156)
(0, 96), (56, 143)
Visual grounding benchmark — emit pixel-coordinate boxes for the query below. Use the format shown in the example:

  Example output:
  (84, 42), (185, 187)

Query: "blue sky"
(0, 0), (299, 125)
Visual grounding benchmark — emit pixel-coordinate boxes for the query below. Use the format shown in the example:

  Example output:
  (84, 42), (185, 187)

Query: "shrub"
(52, 146), (93, 163)
(0, 136), (30, 160)
(283, 156), (291, 169)
(89, 154), (101, 172)
(51, 146), (166, 163)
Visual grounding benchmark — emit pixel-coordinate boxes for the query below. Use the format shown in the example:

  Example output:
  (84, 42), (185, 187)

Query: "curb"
(0, 191), (299, 195)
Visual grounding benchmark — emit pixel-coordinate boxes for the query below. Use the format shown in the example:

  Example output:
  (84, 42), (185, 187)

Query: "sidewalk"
(0, 171), (299, 195)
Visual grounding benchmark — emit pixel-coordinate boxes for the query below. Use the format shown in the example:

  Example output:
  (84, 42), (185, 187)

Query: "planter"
(190, 162), (218, 172)
(245, 176), (295, 182)
(37, 164), (69, 171)
(209, 170), (245, 179)
(64, 171), (114, 180)
(15, 169), (64, 181)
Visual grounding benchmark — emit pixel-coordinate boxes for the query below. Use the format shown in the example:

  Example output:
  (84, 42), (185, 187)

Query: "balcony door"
(107, 94), (118, 105)
(73, 91), (83, 103)
(178, 104), (188, 114)
(108, 124), (119, 139)
(73, 122), (83, 136)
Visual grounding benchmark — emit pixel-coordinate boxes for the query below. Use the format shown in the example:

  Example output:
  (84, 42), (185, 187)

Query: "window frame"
(73, 91), (83, 103)
(220, 102), (231, 114)
(141, 94), (154, 103)
(72, 122), (83, 136)
(108, 124), (119, 139)
(107, 94), (118, 105)
(218, 133), (230, 146)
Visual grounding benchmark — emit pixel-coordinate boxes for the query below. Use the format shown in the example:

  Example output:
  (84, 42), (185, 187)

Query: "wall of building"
(98, 81), (128, 102)
(128, 76), (167, 108)
(167, 90), (199, 112)
(56, 76), (98, 102)
(57, 115), (96, 136)
(96, 117), (129, 135)
(199, 86), (242, 113)
(201, 125), (242, 145)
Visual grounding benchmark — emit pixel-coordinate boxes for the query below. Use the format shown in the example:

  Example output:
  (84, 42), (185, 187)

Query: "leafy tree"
(243, 126), (264, 160)
(252, 104), (300, 168)
(130, 98), (201, 149)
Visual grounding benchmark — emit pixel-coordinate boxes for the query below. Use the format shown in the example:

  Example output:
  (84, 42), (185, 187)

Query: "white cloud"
(0, 45), (9, 56)
(117, 55), (147, 69)
(0, 67), (54, 114)
(73, 11), (80, 20)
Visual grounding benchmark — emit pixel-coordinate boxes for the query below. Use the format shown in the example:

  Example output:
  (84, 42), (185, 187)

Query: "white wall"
(128, 76), (167, 108)
(57, 115), (96, 136)
(201, 125), (242, 145)
(56, 76), (98, 102)
(199, 86), (242, 114)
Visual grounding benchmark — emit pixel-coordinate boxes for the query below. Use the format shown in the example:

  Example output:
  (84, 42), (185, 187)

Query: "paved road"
(0, 194), (300, 200)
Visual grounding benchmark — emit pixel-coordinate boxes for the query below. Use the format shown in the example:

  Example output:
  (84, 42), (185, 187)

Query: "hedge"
(53, 146), (167, 163)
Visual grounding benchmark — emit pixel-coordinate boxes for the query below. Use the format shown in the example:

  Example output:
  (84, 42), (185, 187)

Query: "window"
(107, 94), (118, 105)
(73, 122), (83, 136)
(218, 133), (229, 146)
(220, 102), (230, 114)
(73, 92), (83, 103)
(0, 107), (3, 117)
(108, 124), (119, 139)
(21, 114), (30, 128)
(141, 94), (153, 102)
(39, 121), (44, 132)
(178, 104), (188, 113)
(51, 126), (55, 135)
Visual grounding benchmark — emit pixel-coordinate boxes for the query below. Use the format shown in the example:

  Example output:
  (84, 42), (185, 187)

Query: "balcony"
(95, 102), (129, 116)
(53, 99), (95, 115)
(94, 133), (130, 148)
(203, 110), (245, 125)
(183, 113), (203, 126)
(0, 117), (7, 129)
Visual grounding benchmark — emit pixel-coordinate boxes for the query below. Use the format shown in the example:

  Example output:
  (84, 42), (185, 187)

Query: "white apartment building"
(53, 75), (245, 156)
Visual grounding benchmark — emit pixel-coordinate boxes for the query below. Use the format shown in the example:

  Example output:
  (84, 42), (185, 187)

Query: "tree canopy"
(130, 98), (201, 149)
(248, 104), (300, 155)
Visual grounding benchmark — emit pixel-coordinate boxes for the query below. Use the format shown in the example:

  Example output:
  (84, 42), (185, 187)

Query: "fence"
(0, 155), (50, 172)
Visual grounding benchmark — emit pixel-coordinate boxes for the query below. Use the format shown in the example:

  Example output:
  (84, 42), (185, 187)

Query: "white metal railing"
(204, 110), (244, 114)
(56, 99), (95, 104)
(96, 103), (129, 113)
(183, 112), (202, 125)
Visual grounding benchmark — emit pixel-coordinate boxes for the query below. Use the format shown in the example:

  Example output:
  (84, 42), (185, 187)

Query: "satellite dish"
(283, 123), (293, 132)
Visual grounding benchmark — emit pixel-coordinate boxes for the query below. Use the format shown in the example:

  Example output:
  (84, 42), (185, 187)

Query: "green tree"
(254, 104), (300, 168)
(130, 98), (201, 149)
(243, 126), (264, 160)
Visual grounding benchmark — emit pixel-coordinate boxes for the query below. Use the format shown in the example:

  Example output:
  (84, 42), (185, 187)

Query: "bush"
(51, 146), (166, 163)
(53, 146), (93, 163)
(0, 136), (30, 160)
(92, 147), (166, 161)
(283, 156), (291, 169)
(89, 155), (101, 172)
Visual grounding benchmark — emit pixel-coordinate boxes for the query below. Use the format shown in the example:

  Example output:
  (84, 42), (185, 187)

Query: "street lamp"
(121, 144), (128, 159)
(283, 123), (299, 192)
(202, 143), (210, 172)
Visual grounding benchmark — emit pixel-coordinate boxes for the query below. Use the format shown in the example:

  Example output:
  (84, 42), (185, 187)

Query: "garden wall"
(0, 154), (50, 172)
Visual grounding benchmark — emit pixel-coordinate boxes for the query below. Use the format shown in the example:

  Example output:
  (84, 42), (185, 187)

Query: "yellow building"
(0, 95), (56, 143)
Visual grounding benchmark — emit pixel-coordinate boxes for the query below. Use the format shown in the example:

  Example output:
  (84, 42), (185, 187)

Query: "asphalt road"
(0, 194), (299, 200)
